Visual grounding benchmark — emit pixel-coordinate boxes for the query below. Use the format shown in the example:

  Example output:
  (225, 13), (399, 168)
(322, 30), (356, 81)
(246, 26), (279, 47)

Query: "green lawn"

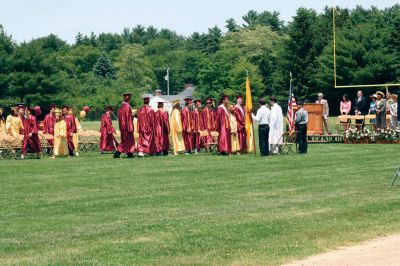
(0, 143), (399, 265)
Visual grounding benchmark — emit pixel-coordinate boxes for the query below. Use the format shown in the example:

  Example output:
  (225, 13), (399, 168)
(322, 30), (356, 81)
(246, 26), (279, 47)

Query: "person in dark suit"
(295, 100), (308, 154)
(354, 90), (367, 128)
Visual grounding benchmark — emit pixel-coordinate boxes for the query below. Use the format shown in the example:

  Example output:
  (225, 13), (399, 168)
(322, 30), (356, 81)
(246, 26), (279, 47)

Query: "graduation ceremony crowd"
(111, 93), (287, 158)
(0, 92), (291, 159)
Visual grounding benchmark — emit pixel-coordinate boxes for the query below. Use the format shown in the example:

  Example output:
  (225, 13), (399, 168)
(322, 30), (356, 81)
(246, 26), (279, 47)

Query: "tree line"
(0, 5), (399, 116)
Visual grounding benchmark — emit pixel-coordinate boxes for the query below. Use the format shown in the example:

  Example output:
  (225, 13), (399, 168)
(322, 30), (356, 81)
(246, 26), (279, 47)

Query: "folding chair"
(364, 114), (376, 131)
(40, 134), (54, 156)
(391, 166), (400, 186)
(282, 131), (298, 155)
(272, 132), (298, 155)
(203, 131), (219, 155)
(351, 115), (365, 129)
(335, 115), (350, 133)
(0, 136), (7, 159)
(8, 136), (22, 159)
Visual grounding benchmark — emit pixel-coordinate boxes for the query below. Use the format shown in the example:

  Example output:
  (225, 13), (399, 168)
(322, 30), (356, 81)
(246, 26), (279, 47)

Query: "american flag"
(287, 74), (296, 132)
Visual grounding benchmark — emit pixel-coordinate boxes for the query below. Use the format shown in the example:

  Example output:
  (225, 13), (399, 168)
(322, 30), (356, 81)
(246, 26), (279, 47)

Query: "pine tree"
(93, 53), (116, 78)
(75, 32), (83, 46)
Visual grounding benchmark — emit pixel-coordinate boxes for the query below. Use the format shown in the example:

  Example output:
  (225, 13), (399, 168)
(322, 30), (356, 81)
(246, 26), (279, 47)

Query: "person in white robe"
(269, 96), (283, 154)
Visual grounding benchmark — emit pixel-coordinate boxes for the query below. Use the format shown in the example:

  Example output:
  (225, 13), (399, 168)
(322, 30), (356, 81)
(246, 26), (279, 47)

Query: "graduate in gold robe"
(0, 108), (5, 136)
(52, 109), (69, 158)
(132, 109), (139, 150)
(6, 107), (23, 138)
(169, 100), (186, 155)
(229, 105), (240, 154)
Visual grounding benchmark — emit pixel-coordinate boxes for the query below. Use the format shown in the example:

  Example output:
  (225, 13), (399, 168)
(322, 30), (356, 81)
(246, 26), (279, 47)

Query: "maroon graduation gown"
(99, 112), (116, 151)
(22, 115), (42, 154)
(64, 114), (76, 152)
(201, 107), (215, 145)
(192, 109), (202, 150)
(43, 113), (56, 146)
(216, 105), (231, 153)
(154, 109), (170, 153)
(234, 105), (247, 152)
(137, 105), (155, 154)
(181, 106), (193, 151)
(116, 102), (135, 154)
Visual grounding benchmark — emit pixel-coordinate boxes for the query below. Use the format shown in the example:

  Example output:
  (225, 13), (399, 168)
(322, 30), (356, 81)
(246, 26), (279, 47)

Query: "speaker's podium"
(303, 103), (323, 135)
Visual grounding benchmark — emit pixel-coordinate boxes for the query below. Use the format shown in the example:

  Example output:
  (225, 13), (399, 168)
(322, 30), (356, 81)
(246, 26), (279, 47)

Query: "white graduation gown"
(269, 103), (283, 153)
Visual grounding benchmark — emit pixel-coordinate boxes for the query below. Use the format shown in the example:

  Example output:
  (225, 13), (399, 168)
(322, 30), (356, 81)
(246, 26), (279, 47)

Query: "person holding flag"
(251, 98), (271, 156)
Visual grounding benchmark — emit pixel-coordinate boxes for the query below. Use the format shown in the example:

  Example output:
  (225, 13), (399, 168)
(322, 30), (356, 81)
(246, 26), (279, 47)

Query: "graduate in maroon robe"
(192, 99), (203, 153)
(62, 105), (76, 156)
(114, 93), (135, 158)
(154, 102), (170, 156)
(99, 106), (116, 153)
(20, 107), (42, 159)
(43, 104), (56, 146)
(234, 95), (247, 153)
(181, 98), (193, 154)
(216, 95), (232, 155)
(137, 96), (156, 157)
(201, 98), (215, 145)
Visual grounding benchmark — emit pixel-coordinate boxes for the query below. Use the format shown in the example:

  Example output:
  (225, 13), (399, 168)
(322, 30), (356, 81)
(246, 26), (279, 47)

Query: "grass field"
(1, 137), (400, 265)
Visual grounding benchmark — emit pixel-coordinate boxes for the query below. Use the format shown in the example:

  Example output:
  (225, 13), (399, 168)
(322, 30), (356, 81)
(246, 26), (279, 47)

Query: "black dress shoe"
(113, 151), (121, 158)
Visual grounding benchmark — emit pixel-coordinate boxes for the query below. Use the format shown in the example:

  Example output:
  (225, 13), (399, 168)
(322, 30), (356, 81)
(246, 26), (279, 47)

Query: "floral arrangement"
(344, 127), (400, 144)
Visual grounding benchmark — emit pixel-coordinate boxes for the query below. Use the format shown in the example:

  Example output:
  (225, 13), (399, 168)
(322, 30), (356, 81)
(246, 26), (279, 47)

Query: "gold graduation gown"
(73, 118), (82, 152)
(229, 113), (240, 153)
(133, 117), (139, 148)
(0, 118), (5, 136)
(169, 109), (185, 154)
(54, 120), (69, 156)
(6, 115), (23, 138)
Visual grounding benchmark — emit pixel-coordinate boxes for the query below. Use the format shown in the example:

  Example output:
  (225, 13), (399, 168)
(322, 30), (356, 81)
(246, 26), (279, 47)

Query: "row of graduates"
(0, 104), (81, 159)
(101, 93), (249, 158)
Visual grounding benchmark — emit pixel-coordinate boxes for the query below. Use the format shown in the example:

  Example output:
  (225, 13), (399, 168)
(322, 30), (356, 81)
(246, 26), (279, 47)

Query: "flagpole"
(165, 67), (170, 95)
(246, 71), (257, 156)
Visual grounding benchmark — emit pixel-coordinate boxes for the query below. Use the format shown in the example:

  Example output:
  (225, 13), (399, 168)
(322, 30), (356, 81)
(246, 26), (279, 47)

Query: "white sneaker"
(138, 152), (144, 157)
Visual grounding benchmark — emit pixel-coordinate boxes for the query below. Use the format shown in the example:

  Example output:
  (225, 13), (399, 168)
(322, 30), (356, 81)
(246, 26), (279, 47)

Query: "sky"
(0, 0), (399, 43)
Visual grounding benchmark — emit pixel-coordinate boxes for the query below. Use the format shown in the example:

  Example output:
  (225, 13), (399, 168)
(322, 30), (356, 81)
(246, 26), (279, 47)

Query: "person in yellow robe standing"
(132, 109), (139, 151)
(229, 105), (240, 154)
(169, 100), (186, 155)
(0, 108), (6, 135)
(52, 109), (69, 158)
(6, 106), (24, 138)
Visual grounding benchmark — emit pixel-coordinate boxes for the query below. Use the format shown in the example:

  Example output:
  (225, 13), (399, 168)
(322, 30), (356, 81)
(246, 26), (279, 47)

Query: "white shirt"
(251, 105), (270, 125)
